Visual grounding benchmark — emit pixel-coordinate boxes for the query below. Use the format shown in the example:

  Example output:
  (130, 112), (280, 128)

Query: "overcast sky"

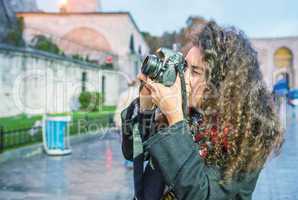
(37, 0), (298, 38)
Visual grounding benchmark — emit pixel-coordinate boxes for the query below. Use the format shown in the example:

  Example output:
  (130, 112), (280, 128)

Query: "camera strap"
(177, 67), (189, 120)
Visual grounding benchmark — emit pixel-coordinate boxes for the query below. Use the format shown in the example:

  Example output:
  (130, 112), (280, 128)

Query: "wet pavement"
(0, 110), (298, 200)
(0, 132), (134, 200)
(253, 108), (298, 200)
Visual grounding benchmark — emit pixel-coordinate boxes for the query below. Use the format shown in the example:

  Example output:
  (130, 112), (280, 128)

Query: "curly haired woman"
(121, 21), (284, 200)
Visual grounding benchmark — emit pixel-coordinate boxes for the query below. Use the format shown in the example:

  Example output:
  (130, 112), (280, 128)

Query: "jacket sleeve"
(120, 98), (155, 161)
(121, 107), (134, 161)
(143, 120), (210, 200)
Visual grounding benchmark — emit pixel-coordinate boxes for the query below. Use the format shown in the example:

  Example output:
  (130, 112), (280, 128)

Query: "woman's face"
(185, 46), (207, 108)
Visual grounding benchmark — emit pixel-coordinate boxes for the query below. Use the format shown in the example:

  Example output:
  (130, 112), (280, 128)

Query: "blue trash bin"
(43, 115), (72, 156)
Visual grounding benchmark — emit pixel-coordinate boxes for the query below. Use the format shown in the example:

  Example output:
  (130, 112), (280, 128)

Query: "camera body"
(141, 48), (186, 87)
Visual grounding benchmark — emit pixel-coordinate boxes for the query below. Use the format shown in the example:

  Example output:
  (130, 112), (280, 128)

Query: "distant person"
(114, 80), (139, 129)
(114, 80), (139, 169)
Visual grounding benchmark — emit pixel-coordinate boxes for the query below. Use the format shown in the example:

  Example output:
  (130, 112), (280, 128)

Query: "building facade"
(251, 37), (298, 91)
(15, 0), (149, 109)
(0, 45), (118, 117)
(0, 0), (149, 117)
(17, 11), (149, 81)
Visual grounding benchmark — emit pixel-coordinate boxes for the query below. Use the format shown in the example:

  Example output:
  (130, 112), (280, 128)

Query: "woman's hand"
(138, 74), (183, 126)
(139, 78), (154, 112)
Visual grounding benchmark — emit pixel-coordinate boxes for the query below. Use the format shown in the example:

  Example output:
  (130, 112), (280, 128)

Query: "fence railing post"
(0, 126), (4, 153)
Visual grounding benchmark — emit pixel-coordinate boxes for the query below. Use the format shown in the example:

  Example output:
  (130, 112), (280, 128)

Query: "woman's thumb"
(174, 75), (181, 89)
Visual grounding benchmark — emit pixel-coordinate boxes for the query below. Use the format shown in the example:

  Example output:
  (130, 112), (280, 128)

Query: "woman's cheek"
(191, 79), (204, 107)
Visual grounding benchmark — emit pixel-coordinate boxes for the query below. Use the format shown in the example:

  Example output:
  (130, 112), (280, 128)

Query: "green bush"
(72, 54), (85, 61)
(101, 63), (114, 69)
(71, 54), (99, 65)
(79, 91), (103, 112)
(31, 35), (62, 55)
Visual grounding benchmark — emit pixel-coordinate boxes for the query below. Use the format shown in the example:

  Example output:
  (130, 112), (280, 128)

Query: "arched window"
(273, 47), (295, 89)
(82, 72), (87, 92)
(274, 47), (293, 68)
(129, 34), (135, 54)
(101, 75), (106, 103)
(61, 27), (112, 59)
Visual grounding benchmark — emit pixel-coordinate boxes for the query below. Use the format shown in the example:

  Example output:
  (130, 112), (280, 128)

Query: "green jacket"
(121, 100), (261, 200)
(143, 120), (261, 200)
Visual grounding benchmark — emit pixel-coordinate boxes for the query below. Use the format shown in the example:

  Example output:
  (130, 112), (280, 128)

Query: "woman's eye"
(192, 69), (202, 75)
(190, 65), (204, 77)
(191, 69), (198, 74)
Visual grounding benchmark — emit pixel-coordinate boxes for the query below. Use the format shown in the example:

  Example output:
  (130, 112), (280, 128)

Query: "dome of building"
(63, 0), (101, 13)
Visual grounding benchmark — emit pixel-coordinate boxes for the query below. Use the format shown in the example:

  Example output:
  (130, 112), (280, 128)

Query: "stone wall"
(0, 45), (119, 117)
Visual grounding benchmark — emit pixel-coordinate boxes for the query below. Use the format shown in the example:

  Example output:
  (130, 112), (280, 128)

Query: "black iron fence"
(1, 126), (42, 151)
(0, 126), (4, 153)
(0, 113), (114, 153)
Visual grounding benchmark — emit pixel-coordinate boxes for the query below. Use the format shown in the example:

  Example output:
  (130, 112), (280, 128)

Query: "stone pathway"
(0, 111), (297, 200)
(253, 109), (298, 200)
(0, 132), (134, 200)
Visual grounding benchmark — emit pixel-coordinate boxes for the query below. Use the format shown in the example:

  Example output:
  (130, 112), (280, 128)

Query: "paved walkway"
(253, 109), (298, 200)
(0, 133), (134, 200)
(0, 109), (297, 199)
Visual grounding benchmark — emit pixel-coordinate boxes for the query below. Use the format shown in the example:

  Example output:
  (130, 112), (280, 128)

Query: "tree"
(142, 16), (207, 53)
(79, 91), (103, 112)
(142, 31), (162, 53)
(5, 17), (25, 47)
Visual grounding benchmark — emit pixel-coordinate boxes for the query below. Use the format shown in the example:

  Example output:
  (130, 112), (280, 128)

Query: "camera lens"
(141, 55), (161, 79)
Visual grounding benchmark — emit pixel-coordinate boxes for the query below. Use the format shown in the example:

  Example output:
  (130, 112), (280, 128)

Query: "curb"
(0, 130), (113, 164)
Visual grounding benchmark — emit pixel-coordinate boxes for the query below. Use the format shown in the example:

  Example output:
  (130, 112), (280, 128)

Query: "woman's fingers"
(138, 74), (181, 108)
(137, 73), (147, 82)
(137, 73), (157, 92)
(146, 77), (163, 105)
(173, 75), (182, 91)
(137, 75), (159, 105)
(145, 79), (157, 93)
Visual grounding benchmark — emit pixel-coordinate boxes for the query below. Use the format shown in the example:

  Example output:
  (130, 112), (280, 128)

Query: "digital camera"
(141, 48), (186, 87)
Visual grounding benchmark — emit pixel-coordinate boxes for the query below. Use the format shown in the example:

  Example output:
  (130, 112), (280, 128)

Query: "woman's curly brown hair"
(192, 21), (284, 182)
